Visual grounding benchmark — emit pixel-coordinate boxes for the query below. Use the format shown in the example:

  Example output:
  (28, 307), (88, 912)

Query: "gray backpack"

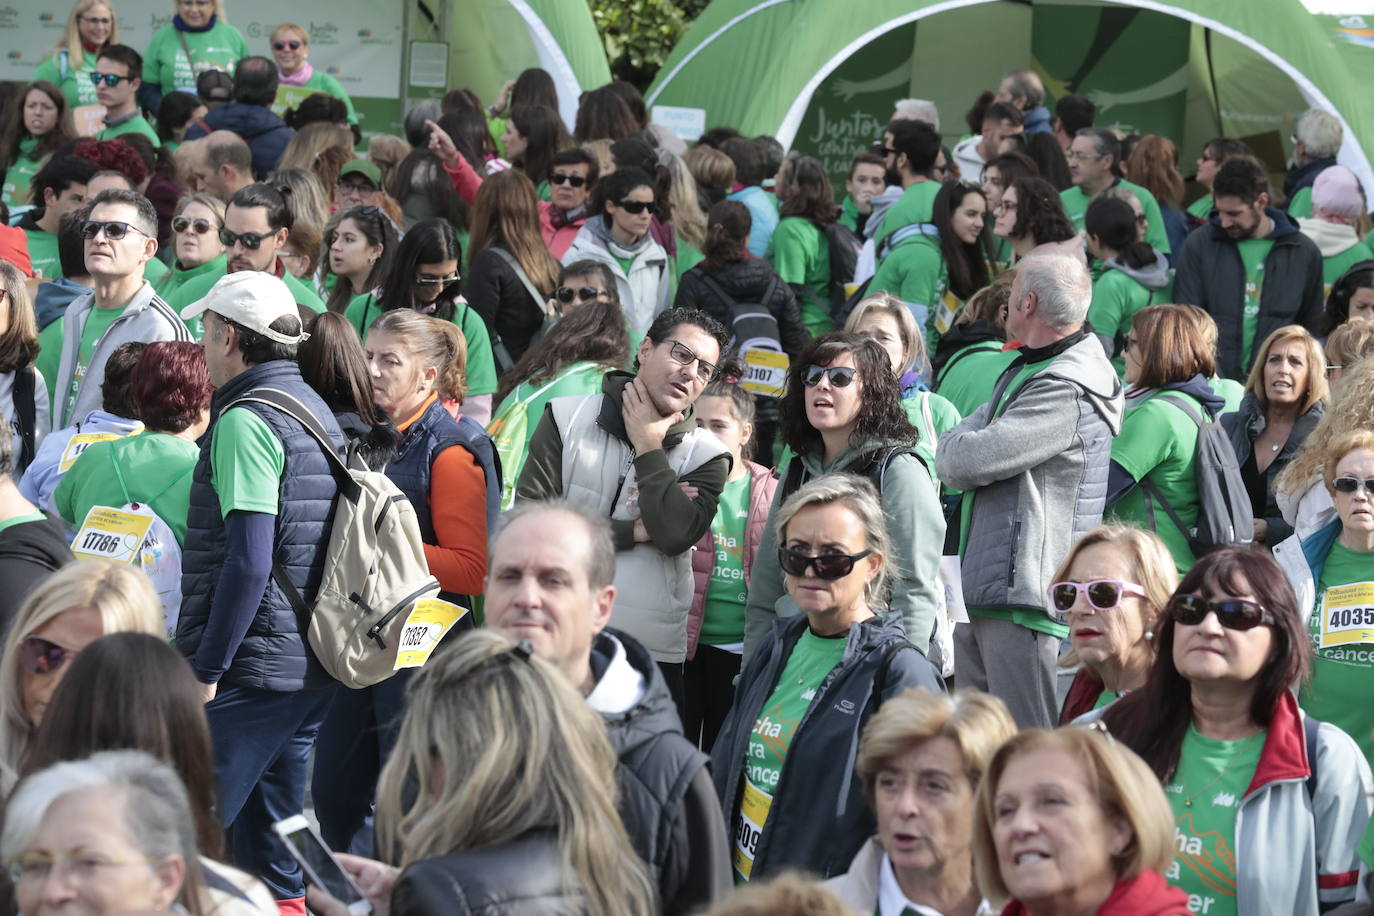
(1139, 395), (1253, 555)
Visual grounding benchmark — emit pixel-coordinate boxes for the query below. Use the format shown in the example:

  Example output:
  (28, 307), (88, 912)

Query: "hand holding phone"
(273, 815), (373, 915)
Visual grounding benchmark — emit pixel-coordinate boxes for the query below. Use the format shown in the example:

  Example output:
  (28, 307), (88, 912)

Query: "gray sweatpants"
(954, 614), (1060, 729)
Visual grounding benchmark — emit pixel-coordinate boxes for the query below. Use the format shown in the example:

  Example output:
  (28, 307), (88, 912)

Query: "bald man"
(189, 131), (254, 203)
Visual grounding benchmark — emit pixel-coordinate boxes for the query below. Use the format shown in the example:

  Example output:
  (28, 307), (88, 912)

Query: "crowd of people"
(2, 4), (1374, 914)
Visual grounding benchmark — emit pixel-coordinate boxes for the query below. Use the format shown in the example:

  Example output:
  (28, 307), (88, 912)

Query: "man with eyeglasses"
(1060, 128), (1170, 257)
(938, 254), (1123, 729)
(333, 160), (385, 211)
(41, 189), (190, 428)
(92, 46), (160, 148)
(516, 307), (733, 706)
(166, 183), (323, 328)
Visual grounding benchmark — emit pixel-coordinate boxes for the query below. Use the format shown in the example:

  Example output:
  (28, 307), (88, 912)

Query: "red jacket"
(686, 461), (775, 660)
(1000, 869), (1191, 916)
(1060, 667), (1107, 723)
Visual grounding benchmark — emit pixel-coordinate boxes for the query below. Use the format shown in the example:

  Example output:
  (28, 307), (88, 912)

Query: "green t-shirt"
(902, 389), (961, 489)
(1060, 179), (1171, 254)
(144, 21), (249, 95)
(23, 228), (59, 281)
(61, 305), (125, 427)
(701, 474), (751, 646)
(271, 71), (358, 125)
(1090, 268), (1154, 375)
(54, 431), (199, 545)
(1301, 542), (1374, 766)
(1236, 238), (1274, 376)
(2, 137), (44, 211)
(1209, 377), (1245, 414)
(343, 293), (383, 340)
(1107, 393), (1203, 573)
(768, 216), (832, 337)
(143, 257), (169, 283)
(932, 340), (1018, 420)
(170, 266), (325, 337)
(613, 254), (637, 279)
(873, 181), (940, 254)
(674, 235), (704, 283)
(34, 48), (101, 108)
(210, 408), (283, 517)
(837, 194), (862, 234)
(97, 113), (162, 147)
(868, 235), (946, 348)
(1187, 195), (1215, 221)
(733, 627), (848, 882)
(1322, 241), (1374, 301)
(1164, 725), (1265, 916)
(1092, 689), (1120, 711)
(1289, 186), (1314, 220)
(156, 254), (227, 301)
(960, 353), (1069, 638)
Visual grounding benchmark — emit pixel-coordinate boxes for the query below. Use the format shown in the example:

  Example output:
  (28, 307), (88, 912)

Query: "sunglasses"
(665, 339), (718, 383)
(778, 546), (874, 580)
(89, 71), (132, 87)
(615, 199), (653, 214)
(1167, 594), (1275, 631)
(173, 216), (215, 235)
(550, 173), (588, 188)
(1333, 476), (1374, 495)
(414, 273), (460, 287)
(1049, 580), (1148, 613)
(554, 286), (603, 304)
(18, 635), (77, 676)
(803, 365), (858, 388)
(82, 220), (151, 241)
(218, 227), (276, 250)
(273, 40), (303, 51)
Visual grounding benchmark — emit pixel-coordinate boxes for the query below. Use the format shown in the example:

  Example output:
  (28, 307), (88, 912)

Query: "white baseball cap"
(180, 271), (309, 345)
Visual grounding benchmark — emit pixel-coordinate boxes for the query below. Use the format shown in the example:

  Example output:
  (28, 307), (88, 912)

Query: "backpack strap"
(487, 248), (551, 374)
(864, 639), (916, 716)
(1137, 393), (1206, 539)
(934, 341), (997, 391)
(223, 388), (357, 500)
(879, 222), (939, 260)
(12, 368), (35, 472)
(1304, 712), (1320, 802)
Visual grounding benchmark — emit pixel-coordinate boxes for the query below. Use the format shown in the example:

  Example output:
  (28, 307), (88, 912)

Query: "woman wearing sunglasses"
(1276, 430), (1374, 769)
(745, 334), (945, 672)
(268, 23), (357, 126)
(712, 473), (943, 885)
(0, 559), (163, 792)
(563, 166), (672, 336)
(156, 193), (225, 299)
(1051, 524), (1178, 723)
(1097, 548), (1372, 916)
(33, 2), (119, 111)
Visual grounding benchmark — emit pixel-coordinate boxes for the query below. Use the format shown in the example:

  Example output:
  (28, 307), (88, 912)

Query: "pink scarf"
(278, 61), (314, 87)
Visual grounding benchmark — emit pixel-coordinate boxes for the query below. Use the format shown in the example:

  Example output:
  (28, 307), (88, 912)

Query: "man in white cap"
(176, 270), (345, 913)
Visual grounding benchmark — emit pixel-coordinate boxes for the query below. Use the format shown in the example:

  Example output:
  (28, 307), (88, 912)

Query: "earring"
(1145, 629), (1155, 640)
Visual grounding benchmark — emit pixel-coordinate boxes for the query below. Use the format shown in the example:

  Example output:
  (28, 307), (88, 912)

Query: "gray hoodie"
(937, 332), (1123, 617)
(51, 282), (192, 427)
(1103, 249), (1171, 291)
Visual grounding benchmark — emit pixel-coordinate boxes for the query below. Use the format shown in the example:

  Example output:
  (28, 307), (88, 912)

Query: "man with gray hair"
(936, 254), (1122, 728)
(1061, 127), (1170, 256)
(1285, 109), (1344, 219)
(483, 500), (731, 915)
(995, 67), (1052, 135)
(892, 98), (940, 131)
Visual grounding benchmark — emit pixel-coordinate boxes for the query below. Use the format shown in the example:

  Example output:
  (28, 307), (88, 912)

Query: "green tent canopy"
(648, 0), (1374, 200)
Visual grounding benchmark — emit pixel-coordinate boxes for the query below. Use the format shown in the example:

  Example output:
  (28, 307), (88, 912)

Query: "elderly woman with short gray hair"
(711, 473), (943, 886)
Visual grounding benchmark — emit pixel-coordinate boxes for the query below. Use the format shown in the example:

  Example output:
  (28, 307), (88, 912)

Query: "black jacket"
(465, 246), (548, 367)
(931, 318), (1003, 380)
(184, 103), (294, 179)
(1222, 393), (1324, 547)
(332, 410), (399, 471)
(710, 611), (943, 882)
(674, 259), (807, 357)
(0, 514), (71, 637)
(389, 828), (584, 915)
(1284, 157), (1337, 205)
(1174, 208), (1323, 380)
(594, 630), (731, 915)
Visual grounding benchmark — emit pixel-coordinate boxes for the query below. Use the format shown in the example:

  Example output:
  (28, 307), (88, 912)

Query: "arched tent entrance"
(647, 0), (1374, 201)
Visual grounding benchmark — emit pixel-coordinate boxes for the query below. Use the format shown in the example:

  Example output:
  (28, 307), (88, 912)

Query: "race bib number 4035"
(1320, 582), (1374, 649)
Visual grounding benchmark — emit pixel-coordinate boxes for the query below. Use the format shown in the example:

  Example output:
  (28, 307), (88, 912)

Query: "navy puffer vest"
(177, 361), (346, 692)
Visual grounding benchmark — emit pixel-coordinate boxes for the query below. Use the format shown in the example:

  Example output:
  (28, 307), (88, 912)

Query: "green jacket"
(155, 254), (227, 301)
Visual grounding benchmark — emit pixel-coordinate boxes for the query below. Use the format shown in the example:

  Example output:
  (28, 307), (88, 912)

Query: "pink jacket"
(686, 461), (776, 659)
(442, 156), (584, 260)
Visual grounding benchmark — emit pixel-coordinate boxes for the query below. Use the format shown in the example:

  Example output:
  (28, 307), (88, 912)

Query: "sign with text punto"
(1, 1), (403, 131)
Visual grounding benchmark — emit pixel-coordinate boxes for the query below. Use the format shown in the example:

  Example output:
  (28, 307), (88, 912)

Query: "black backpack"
(821, 222), (863, 321)
(1138, 395), (1254, 555)
(698, 271), (783, 359)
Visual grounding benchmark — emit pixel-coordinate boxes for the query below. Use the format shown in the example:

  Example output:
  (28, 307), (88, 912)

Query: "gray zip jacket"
(936, 332), (1123, 616)
(51, 282), (191, 426)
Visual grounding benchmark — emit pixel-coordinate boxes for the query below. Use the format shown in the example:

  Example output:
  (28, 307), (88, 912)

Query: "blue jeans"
(206, 684), (333, 900)
(311, 670), (413, 857)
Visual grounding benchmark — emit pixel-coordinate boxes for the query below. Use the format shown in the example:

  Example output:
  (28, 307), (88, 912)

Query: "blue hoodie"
(184, 103), (294, 179)
(33, 278), (91, 331)
(1023, 105), (1052, 135)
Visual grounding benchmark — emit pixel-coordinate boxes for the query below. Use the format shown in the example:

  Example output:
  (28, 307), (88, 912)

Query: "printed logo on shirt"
(1168, 818), (1236, 914)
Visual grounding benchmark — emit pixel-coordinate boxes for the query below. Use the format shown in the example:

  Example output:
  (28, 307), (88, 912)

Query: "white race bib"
(70, 505), (154, 565)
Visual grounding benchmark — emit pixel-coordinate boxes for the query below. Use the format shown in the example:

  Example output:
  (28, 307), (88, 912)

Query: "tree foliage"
(587, 0), (711, 91)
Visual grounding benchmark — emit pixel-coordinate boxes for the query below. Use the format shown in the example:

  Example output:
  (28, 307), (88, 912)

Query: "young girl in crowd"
(323, 205), (398, 318)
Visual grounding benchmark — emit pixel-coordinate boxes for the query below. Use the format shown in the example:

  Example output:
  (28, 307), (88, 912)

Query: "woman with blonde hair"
(825, 688), (1016, 915)
(1223, 325), (1329, 547)
(277, 122), (355, 192)
(1277, 351), (1374, 541)
(0, 559), (163, 791)
(1322, 316), (1374, 391)
(661, 149), (707, 278)
(34, 0), (121, 110)
(158, 193), (227, 299)
(314, 308), (499, 856)
(306, 630), (658, 916)
(1052, 525), (1178, 722)
(972, 727), (1189, 915)
(268, 22), (357, 125)
(143, 0), (248, 103)
(267, 166), (331, 236)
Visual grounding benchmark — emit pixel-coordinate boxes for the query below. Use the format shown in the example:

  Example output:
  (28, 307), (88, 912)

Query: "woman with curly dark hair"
(742, 333), (946, 663)
(994, 175), (1083, 265)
